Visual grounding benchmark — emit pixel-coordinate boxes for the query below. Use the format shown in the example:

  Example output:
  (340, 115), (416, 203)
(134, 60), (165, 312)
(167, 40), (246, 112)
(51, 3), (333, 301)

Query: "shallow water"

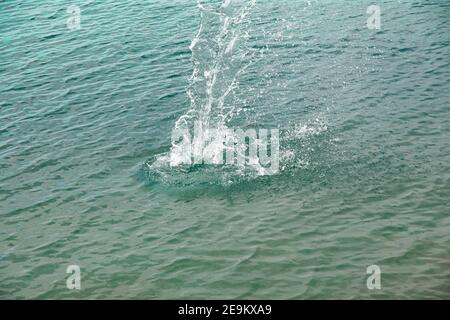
(1, 0), (449, 299)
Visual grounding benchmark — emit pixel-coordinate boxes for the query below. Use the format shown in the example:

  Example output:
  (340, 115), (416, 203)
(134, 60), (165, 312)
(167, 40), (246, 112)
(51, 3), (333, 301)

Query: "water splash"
(144, 0), (328, 187)
(175, 0), (257, 133)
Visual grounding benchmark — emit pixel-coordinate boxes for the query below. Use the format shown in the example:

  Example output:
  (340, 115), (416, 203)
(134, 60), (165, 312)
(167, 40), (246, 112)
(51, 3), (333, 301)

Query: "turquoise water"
(1, 0), (449, 299)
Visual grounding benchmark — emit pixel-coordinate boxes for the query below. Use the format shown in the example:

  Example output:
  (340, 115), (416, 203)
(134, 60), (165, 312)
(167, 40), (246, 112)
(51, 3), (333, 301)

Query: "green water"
(1, 0), (449, 299)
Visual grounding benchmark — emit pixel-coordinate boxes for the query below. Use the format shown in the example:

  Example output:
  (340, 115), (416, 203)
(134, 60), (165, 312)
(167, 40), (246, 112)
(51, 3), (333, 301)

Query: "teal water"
(1, 0), (449, 299)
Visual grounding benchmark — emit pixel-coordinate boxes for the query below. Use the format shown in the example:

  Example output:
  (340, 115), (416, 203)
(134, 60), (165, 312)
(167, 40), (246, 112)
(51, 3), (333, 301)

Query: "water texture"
(0, 0), (449, 299)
